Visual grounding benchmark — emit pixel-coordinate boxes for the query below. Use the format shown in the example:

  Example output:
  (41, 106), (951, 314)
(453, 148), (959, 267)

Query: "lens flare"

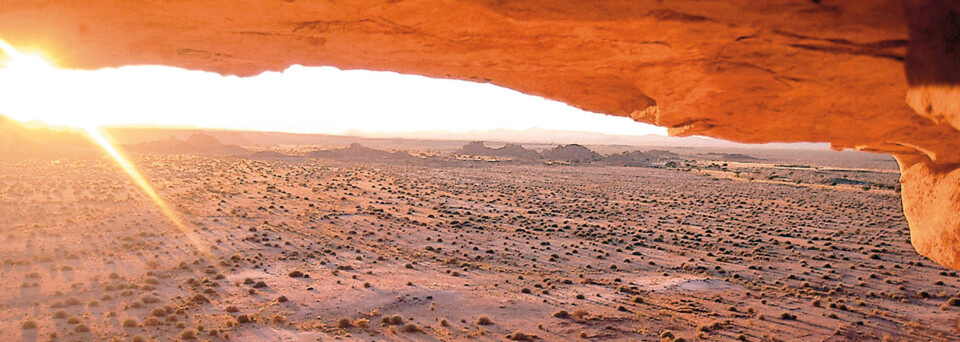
(0, 38), (208, 254)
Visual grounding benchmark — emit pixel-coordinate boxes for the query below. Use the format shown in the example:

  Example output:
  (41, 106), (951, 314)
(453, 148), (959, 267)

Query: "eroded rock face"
(0, 0), (958, 267)
(898, 155), (960, 269)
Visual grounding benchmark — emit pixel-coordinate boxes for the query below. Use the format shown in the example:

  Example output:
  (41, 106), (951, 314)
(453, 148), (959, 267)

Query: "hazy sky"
(0, 49), (667, 137)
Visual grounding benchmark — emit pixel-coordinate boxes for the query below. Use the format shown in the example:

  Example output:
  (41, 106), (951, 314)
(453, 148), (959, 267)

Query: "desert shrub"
(552, 310), (570, 318)
(22, 320), (37, 329)
(382, 314), (403, 325)
(475, 315), (493, 325)
(572, 309), (589, 319)
(122, 318), (139, 327)
(65, 297), (83, 306)
(946, 297), (960, 306)
(353, 318), (370, 328)
(236, 314), (254, 324)
(271, 314), (286, 323)
(191, 294), (210, 303)
(151, 307), (167, 317)
(506, 330), (535, 341)
(180, 329), (197, 340)
(402, 323), (422, 333)
(337, 317), (352, 328)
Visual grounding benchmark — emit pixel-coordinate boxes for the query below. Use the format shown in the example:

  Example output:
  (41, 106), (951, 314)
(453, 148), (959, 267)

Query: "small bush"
(506, 330), (536, 341)
(151, 307), (168, 317)
(237, 314), (254, 324)
(402, 323), (422, 333)
(382, 314), (404, 325)
(271, 314), (286, 323)
(475, 315), (494, 325)
(180, 329), (198, 340)
(353, 318), (370, 328)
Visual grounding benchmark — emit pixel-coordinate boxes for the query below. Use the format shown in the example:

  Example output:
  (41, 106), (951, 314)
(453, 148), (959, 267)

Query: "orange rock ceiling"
(0, 0), (958, 267)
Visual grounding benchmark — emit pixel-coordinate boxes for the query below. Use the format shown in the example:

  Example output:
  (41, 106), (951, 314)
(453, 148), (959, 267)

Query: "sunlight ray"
(0, 38), (208, 254)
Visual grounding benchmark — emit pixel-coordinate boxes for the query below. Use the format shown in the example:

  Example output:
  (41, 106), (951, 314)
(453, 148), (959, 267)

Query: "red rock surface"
(1, 0), (959, 267)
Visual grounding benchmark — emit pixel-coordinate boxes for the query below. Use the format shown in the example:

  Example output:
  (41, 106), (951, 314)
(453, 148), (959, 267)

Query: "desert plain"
(0, 126), (957, 342)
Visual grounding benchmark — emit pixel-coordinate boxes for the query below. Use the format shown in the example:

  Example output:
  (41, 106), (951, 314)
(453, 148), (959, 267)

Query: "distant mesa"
(245, 150), (299, 160)
(603, 149), (680, 167)
(456, 141), (540, 160)
(308, 143), (413, 161)
(126, 133), (249, 156)
(541, 144), (602, 163)
(455, 141), (694, 167)
(699, 152), (762, 162)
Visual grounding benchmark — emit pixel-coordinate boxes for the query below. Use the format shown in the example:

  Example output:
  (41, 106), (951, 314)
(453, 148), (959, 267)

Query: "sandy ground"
(0, 154), (957, 341)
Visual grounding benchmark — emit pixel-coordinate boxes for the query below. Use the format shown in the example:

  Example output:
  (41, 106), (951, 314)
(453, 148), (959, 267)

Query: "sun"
(0, 38), (208, 254)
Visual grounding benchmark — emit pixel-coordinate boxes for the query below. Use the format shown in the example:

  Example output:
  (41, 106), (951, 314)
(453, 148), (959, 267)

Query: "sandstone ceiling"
(0, 0), (958, 268)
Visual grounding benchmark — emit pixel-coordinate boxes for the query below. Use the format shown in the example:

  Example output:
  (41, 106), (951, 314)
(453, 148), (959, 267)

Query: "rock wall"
(0, 0), (958, 267)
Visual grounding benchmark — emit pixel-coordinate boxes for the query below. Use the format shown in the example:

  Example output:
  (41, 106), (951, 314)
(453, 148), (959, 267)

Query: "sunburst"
(0, 38), (208, 254)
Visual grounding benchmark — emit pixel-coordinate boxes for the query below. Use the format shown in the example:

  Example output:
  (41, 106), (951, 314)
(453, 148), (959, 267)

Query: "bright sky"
(0, 43), (666, 136)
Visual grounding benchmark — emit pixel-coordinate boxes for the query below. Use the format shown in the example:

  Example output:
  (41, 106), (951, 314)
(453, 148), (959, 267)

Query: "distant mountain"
(542, 144), (603, 163)
(349, 127), (832, 150)
(307, 143), (413, 161)
(106, 126), (834, 152)
(698, 152), (762, 162)
(456, 141), (540, 160)
(246, 150), (301, 160)
(126, 133), (249, 156)
(603, 149), (681, 167)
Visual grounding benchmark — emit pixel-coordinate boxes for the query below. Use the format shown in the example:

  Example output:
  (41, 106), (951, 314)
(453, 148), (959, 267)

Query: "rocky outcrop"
(1, 1), (959, 268)
(604, 150), (682, 167)
(457, 141), (540, 160)
(542, 144), (602, 163)
(308, 143), (412, 161)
